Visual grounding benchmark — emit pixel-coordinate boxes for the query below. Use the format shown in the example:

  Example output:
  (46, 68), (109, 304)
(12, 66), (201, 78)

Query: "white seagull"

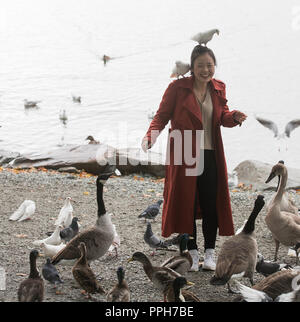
(55, 197), (73, 228)
(255, 116), (300, 138)
(9, 200), (36, 222)
(170, 61), (190, 79)
(191, 29), (220, 46)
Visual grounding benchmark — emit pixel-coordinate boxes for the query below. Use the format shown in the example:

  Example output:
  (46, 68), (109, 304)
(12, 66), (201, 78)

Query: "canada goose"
(128, 251), (181, 301)
(106, 267), (130, 302)
(234, 268), (300, 301)
(210, 195), (265, 290)
(266, 161), (298, 216)
(51, 167), (115, 264)
(18, 250), (44, 302)
(72, 242), (106, 299)
(265, 162), (300, 264)
(9, 200), (36, 221)
(161, 234), (193, 275)
(164, 277), (198, 302)
(191, 29), (220, 46)
(170, 61), (190, 78)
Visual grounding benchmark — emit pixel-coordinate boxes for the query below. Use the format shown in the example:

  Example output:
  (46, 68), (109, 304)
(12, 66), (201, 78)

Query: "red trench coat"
(144, 76), (239, 237)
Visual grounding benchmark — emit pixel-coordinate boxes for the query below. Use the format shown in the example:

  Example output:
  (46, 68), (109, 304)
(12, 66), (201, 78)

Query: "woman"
(142, 45), (247, 271)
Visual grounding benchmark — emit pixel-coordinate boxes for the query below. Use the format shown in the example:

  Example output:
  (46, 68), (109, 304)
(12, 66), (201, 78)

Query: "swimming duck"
(51, 167), (115, 264)
(210, 195), (265, 291)
(128, 251), (181, 301)
(265, 162), (300, 264)
(72, 242), (106, 299)
(161, 233), (193, 275)
(18, 249), (44, 302)
(9, 200), (36, 222)
(191, 29), (220, 46)
(106, 267), (130, 302)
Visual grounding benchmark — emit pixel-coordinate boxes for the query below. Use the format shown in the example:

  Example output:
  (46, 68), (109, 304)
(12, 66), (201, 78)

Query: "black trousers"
(187, 150), (218, 251)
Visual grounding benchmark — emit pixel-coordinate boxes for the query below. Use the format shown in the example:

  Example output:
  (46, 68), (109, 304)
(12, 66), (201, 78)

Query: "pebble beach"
(0, 167), (300, 302)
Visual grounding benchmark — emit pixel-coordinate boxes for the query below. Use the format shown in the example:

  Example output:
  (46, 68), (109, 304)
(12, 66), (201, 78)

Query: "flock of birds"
(8, 159), (300, 302)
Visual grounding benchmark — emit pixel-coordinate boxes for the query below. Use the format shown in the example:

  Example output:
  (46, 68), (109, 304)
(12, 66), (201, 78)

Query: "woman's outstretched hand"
(234, 111), (247, 126)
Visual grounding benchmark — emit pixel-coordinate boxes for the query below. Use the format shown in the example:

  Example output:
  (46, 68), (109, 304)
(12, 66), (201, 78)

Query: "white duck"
(170, 61), (190, 78)
(55, 197), (73, 228)
(33, 225), (63, 246)
(40, 242), (66, 258)
(265, 162), (300, 264)
(9, 200), (36, 222)
(191, 29), (220, 46)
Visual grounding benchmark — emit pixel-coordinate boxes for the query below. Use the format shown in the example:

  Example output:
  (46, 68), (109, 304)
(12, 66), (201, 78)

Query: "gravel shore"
(0, 167), (299, 302)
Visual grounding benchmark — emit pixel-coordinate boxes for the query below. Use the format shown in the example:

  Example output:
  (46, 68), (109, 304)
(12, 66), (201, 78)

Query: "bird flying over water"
(191, 29), (220, 46)
(255, 116), (300, 138)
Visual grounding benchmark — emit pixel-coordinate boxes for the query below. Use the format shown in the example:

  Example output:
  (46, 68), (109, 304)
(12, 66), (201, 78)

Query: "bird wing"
(149, 234), (167, 248)
(9, 201), (26, 221)
(236, 282), (271, 302)
(255, 116), (279, 137)
(284, 119), (300, 137)
(18, 201), (36, 221)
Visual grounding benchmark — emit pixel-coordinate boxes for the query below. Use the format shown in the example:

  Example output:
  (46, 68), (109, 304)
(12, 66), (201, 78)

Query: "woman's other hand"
(233, 111), (247, 125)
(141, 138), (151, 152)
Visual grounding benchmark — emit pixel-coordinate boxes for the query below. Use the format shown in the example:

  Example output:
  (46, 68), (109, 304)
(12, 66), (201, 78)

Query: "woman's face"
(192, 53), (215, 84)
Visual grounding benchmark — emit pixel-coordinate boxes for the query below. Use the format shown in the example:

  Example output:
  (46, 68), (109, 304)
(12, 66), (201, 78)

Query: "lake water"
(1, 0), (300, 172)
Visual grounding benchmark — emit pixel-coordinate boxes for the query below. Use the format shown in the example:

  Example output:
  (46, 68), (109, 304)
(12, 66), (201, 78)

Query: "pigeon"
(108, 224), (121, 257)
(24, 99), (41, 108)
(42, 258), (63, 287)
(72, 95), (81, 103)
(170, 61), (190, 78)
(55, 197), (73, 228)
(9, 200), (36, 222)
(138, 200), (163, 222)
(256, 253), (292, 277)
(144, 222), (169, 255)
(59, 217), (79, 242)
(191, 29), (220, 46)
(40, 242), (66, 258)
(33, 225), (63, 246)
(255, 116), (300, 138)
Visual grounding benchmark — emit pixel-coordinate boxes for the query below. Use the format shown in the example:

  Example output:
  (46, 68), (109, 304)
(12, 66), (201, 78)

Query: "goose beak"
(265, 171), (276, 183)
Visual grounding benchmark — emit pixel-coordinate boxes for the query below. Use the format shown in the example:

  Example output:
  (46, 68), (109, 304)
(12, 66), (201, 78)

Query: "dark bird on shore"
(255, 253), (292, 277)
(138, 200), (163, 222)
(85, 135), (100, 144)
(144, 222), (169, 255)
(255, 116), (300, 138)
(18, 250), (44, 302)
(59, 217), (79, 242)
(42, 258), (63, 287)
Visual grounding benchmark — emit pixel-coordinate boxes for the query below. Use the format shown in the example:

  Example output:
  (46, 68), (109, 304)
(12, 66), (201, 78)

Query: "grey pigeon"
(138, 200), (163, 222)
(144, 222), (169, 256)
(59, 217), (79, 242)
(42, 258), (63, 287)
(256, 253), (292, 277)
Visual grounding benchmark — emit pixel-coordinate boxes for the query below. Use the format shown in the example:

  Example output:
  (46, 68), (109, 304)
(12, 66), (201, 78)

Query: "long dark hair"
(190, 45), (217, 75)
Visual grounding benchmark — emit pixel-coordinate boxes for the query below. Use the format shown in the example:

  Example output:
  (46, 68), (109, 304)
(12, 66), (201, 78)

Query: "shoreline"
(0, 167), (300, 302)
